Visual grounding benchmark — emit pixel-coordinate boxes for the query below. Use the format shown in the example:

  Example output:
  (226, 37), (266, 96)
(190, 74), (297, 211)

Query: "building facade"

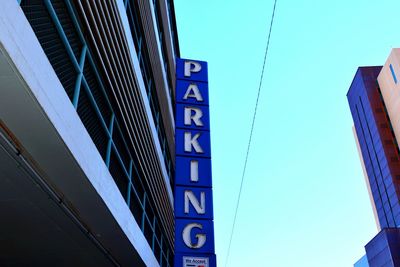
(348, 49), (400, 267)
(0, 0), (179, 266)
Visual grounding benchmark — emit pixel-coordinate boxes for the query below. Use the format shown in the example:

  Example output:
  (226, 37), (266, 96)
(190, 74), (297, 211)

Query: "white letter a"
(183, 84), (203, 102)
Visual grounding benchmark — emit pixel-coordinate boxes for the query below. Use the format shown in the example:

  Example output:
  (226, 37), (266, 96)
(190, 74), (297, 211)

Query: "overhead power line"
(224, 0), (278, 266)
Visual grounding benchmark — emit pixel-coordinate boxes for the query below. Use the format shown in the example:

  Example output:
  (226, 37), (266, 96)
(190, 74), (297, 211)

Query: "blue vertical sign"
(174, 58), (217, 267)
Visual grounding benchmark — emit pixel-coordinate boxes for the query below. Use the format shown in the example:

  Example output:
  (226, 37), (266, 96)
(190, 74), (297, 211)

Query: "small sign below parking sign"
(183, 256), (209, 267)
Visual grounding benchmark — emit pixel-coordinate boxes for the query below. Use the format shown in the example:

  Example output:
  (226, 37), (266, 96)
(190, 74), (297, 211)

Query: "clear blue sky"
(175, 1), (400, 266)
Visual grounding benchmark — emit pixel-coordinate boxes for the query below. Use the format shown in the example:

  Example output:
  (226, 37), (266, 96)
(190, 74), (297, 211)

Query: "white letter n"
(184, 190), (206, 214)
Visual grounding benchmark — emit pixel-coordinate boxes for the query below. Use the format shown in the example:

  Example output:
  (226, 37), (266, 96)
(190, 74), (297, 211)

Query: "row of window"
(165, 0), (179, 59)
(125, 0), (175, 189)
(20, 1), (173, 266)
(152, 0), (175, 106)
